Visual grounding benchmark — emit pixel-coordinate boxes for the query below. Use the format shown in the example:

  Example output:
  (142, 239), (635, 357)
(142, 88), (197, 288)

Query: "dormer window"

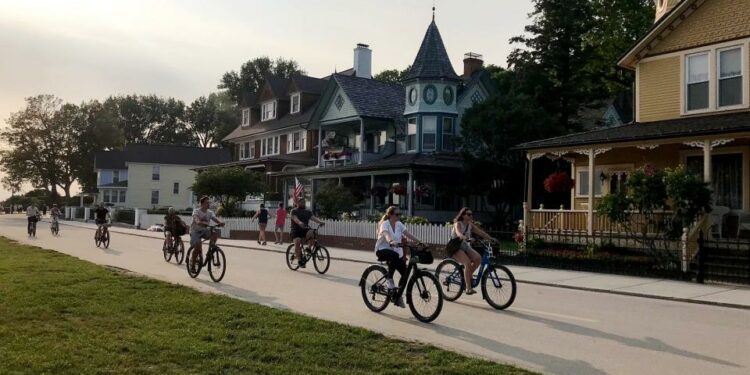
(290, 93), (301, 114)
(241, 108), (250, 127)
(261, 101), (276, 122)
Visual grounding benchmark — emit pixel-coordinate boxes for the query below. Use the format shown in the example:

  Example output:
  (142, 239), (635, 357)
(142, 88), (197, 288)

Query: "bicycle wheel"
(359, 265), (390, 312)
(285, 244), (300, 271)
(208, 247), (227, 282)
(482, 265), (517, 310)
(435, 259), (464, 302)
(94, 229), (102, 247)
(406, 270), (443, 323)
(175, 239), (185, 265)
(186, 247), (203, 278)
(313, 246), (330, 274)
(32, 223), (36, 237)
(163, 239), (172, 262)
(53, 223), (59, 236)
(102, 230), (110, 249)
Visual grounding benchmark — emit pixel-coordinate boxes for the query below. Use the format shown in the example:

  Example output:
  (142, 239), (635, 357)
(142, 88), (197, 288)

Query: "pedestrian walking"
(252, 204), (269, 245)
(274, 202), (287, 244)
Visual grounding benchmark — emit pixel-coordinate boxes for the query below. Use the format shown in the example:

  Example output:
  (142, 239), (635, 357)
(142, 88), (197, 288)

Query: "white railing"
(136, 212), (453, 245)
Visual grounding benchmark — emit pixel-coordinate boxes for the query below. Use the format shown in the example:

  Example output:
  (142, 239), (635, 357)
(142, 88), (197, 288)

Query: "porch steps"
(692, 246), (750, 285)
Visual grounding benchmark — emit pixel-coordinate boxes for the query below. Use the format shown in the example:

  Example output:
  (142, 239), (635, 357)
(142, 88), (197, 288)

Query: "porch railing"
(528, 208), (674, 234)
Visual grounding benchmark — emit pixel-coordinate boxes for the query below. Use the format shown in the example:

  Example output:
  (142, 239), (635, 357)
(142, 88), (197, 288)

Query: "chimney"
(463, 52), (484, 77)
(353, 43), (372, 79)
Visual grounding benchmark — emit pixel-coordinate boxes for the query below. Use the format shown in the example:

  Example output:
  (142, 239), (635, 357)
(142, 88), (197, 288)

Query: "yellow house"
(518, 0), (750, 236)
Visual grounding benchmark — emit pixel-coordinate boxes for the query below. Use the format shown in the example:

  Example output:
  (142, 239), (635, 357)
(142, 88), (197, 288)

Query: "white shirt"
(191, 208), (216, 231)
(26, 206), (39, 218)
(453, 222), (472, 240)
(375, 220), (406, 257)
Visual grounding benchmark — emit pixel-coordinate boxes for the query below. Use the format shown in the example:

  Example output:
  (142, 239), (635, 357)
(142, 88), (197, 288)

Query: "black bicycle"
(50, 217), (60, 236)
(359, 244), (443, 323)
(163, 232), (185, 264)
(27, 215), (39, 237)
(285, 224), (330, 274)
(94, 223), (111, 248)
(435, 238), (517, 310)
(186, 225), (226, 282)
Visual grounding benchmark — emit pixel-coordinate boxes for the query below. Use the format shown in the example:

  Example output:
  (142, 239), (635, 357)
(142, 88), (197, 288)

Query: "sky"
(0, 0), (534, 201)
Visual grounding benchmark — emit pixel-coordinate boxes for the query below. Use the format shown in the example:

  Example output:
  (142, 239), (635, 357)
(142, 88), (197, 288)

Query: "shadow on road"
(194, 279), (289, 310)
(504, 310), (742, 369)
(385, 314), (607, 375)
(309, 272), (359, 288)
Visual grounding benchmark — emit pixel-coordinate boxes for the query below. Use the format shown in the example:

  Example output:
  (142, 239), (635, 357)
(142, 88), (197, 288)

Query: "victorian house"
(518, 0), (750, 238)
(276, 16), (497, 221)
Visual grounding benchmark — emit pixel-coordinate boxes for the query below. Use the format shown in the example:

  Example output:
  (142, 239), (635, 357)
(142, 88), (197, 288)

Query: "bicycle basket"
(411, 249), (434, 265)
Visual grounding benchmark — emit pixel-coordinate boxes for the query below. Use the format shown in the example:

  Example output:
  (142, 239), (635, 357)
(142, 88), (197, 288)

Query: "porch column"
(359, 119), (365, 165)
(309, 178), (315, 212)
(587, 148), (595, 235)
(407, 171), (414, 216)
(703, 139), (712, 183)
(526, 154), (534, 209)
(338, 177), (342, 186)
(318, 126), (323, 167)
(370, 175), (375, 211)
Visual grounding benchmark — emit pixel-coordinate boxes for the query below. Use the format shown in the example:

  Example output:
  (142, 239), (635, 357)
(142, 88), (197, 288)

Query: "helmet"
(168, 207), (176, 214)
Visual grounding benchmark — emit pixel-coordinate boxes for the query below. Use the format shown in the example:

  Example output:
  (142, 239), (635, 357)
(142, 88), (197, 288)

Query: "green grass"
(0, 237), (534, 374)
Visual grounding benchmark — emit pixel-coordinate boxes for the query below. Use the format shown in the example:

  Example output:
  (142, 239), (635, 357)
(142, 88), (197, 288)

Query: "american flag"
(293, 177), (304, 204)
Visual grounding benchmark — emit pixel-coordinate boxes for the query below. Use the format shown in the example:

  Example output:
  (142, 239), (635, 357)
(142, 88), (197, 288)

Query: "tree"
(314, 182), (357, 219)
(102, 95), (193, 146)
(191, 167), (265, 216)
(218, 57), (305, 105)
(186, 92), (239, 148)
(373, 66), (411, 83)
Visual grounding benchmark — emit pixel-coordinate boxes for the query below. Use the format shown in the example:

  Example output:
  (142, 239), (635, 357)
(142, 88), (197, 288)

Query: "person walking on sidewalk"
(274, 202), (287, 244)
(252, 204), (269, 245)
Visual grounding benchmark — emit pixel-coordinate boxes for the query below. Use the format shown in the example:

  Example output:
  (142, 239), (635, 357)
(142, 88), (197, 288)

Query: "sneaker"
(299, 261), (306, 268)
(262, 241), (267, 245)
(257, 241), (261, 245)
(466, 288), (477, 295)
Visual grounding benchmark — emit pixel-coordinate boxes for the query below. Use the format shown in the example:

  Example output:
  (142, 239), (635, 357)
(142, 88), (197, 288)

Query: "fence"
(696, 231), (750, 285)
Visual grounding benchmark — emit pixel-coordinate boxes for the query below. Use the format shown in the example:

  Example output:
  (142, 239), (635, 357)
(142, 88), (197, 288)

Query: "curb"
(56, 220), (750, 311)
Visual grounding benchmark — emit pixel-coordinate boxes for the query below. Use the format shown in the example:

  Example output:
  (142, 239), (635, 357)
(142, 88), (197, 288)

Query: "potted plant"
(543, 172), (575, 193)
(391, 183), (406, 196)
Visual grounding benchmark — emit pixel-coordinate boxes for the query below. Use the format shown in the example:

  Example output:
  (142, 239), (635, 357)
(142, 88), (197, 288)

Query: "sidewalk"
(58, 219), (750, 309)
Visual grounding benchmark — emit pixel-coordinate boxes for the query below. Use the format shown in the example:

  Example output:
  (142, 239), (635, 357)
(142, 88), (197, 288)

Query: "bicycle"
(27, 215), (39, 237)
(285, 224), (330, 274)
(434, 238), (517, 310)
(185, 225), (226, 282)
(50, 216), (60, 236)
(94, 223), (111, 249)
(162, 231), (185, 264)
(359, 243), (443, 323)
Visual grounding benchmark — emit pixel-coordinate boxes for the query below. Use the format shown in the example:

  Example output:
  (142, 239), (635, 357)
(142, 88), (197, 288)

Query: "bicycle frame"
(445, 239), (503, 289)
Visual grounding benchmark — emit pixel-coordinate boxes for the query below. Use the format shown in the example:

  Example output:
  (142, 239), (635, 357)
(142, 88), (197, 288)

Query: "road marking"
(513, 307), (600, 323)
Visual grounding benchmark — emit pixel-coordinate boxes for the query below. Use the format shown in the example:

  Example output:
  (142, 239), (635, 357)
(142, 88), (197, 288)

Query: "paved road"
(2, 216), (749, 375)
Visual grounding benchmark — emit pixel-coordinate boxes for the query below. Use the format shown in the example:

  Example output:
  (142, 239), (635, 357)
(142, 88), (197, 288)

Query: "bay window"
(718, 47), (743, 107)
(422, 116), (436, 151)
(686, 52), (709, 111)
(407, 117), (417, 152)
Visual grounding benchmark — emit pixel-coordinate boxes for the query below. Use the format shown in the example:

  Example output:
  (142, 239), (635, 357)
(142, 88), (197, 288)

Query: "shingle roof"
(94, 144), (231, 169)
(265, 75), (289, 98)
(516, 111), (750, 150)
(334, 74), (405, 120)
(195, 153), (317, 171)
(276, 153), (463, 176)
(292, 75), (327, 94)
(223, 106), (314, 141)
(403, 20), (460, 82)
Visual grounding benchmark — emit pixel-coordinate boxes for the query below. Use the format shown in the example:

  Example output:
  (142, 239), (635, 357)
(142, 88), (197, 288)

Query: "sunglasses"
(465, 213), (473, 216)
(393, 212), (402, 216)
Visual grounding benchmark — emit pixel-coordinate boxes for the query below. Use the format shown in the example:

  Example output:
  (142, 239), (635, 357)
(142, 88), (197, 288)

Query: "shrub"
(114, 209), (135, 225)
(315, 182), (357, 219)
(402, 216), (429, 225)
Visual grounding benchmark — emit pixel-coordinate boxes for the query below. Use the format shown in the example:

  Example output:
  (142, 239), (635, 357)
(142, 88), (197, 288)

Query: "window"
(152, 165), (160, 181)
(422, 116), (436, 151)
(290, 93), (301, 114)
(261, 101), (276, 121)
(718, 47), (743, 107)
(173, 182), (179, 195)
(576, 168), (603, 197)
(118, 190), (126, 203)
(103, 190), (111, 203)
(609, 172), (628, 194)
(687, 153), (743, 209)
(261, 136), (280, 156)
(442, 117), (455, 151)
(407, 118), (417, 152)
(287, 131), (306, 153)
(686, 53), (709, 111)
(241, 108), (250, 127)
(112, 170), (120, 184)
(240, 141), (254, 160)
(151, 190), (160, 205)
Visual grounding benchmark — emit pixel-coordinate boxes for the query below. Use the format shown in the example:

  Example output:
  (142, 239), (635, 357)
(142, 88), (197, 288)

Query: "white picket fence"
(136, 213), (452, 245)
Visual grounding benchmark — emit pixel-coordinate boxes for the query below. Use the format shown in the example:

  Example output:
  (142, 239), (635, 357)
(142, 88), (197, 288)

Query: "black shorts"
(95, 218), (107, 225)
(291, 227), (309, 240)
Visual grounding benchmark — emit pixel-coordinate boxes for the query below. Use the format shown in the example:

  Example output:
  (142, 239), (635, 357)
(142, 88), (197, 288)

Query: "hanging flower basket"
(543, 172), (575, 193)
(391, 183), (406, 196)
(415, 184), (432, 199)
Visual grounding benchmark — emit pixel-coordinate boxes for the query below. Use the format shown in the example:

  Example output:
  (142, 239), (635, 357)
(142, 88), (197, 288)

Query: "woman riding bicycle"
(450, 207), (496, 295)
(374, 206), (422, 307)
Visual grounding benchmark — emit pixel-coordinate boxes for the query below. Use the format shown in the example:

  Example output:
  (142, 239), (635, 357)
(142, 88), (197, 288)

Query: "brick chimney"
(463, 52), (484, 77)
(353, 43), (372, 79)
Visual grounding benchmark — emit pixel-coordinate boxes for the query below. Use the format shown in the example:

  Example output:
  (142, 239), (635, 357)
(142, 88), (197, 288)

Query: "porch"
(317, 118), (394, 168)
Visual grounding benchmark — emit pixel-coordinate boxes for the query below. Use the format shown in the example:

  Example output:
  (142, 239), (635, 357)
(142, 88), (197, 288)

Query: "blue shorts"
(190, 228), (210, 247)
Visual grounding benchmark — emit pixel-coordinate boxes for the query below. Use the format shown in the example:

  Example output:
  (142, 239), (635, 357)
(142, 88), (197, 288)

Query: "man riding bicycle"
(189, 197), (224, 270)
(50, 204), (62, 222)
(94, 203), (110, 228)
(164, 207), (187, 248)
(290, 199), (324, 268)
(26, 204), (40, 234)
(374, 205), (423, 307)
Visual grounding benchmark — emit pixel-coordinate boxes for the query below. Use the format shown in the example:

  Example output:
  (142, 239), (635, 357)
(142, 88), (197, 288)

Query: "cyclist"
(189, 196), (224, 270)
(290, 199), (324, 268)
(374, 205), (423, 307)
(94, 203), (111, 229)
(450, 207), (497, 295)
(26, 204), (40, 234)
(274, 202), (287, 244)
(50, 204), (62, 221)
(251, 203), (269, 245)
(164, 207), (187, 249)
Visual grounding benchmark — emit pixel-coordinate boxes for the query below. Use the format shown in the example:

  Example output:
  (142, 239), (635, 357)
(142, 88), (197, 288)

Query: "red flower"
(644, 163), (658, 177)
(543, 172), (575, 193)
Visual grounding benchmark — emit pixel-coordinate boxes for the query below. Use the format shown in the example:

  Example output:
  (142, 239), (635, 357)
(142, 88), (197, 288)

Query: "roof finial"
(432, 0), (435, 21)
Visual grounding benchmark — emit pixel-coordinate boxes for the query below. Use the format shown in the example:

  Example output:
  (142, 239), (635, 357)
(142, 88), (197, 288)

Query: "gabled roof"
(94, 144), (231, 169)
(223, 107), (314, 141)
(403, 20), (460, 82)
(333, 74), (405, 120)
(291, 75), (328, 94)
(264, 75), (289, 99)
(516, 111), (750, 151)
(457, 68), (496, 100)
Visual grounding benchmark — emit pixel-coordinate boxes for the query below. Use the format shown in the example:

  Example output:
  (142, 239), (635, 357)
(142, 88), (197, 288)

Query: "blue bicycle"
(434, 238), (517, 309)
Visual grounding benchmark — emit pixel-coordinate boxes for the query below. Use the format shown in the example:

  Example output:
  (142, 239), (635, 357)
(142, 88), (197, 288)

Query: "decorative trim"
(573, 148), (611, 157)
(528, 153), (546, 161)
(683, 138), (734, 150)
(423, 84), (437, 105)
(636, 144), (660, 150)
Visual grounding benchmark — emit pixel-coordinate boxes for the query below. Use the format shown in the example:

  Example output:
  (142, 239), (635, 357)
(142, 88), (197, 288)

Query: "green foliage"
(314, 182), (357, 219)
(185, 92), (239, 148)
(191, 167), (265, 217)
(373, 66), (411, 83)
(526, 238), (547, 250)
(114, 209), (135, 225)
(401, 216), (429, 225)
(218, 57), (305, 105)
